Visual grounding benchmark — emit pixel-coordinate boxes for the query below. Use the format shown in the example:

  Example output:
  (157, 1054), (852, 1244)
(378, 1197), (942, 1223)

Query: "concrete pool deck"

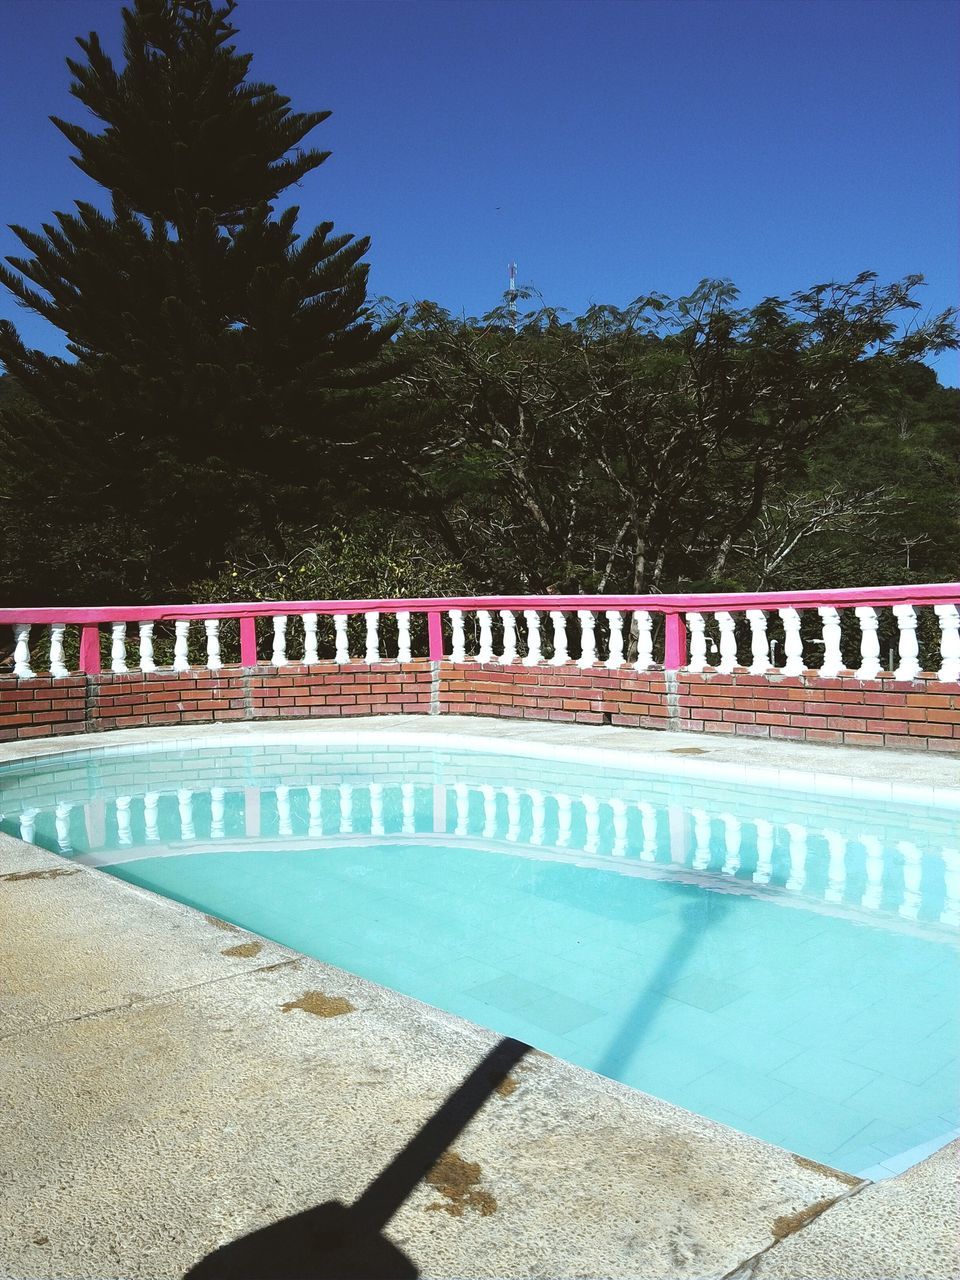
(1, 716), (958, 1279)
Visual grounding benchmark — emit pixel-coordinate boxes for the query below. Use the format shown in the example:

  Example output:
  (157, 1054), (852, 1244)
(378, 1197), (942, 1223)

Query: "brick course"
(1, 661), (957, 751)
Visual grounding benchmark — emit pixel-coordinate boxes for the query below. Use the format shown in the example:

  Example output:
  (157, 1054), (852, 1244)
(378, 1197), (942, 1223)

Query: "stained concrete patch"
(220, 941), (263, 959)
(280, 990), (355, 1018)
(748, 1139), (960, 1280)
(425, 1151), (497, 1218)
(0, 866), (80, 882)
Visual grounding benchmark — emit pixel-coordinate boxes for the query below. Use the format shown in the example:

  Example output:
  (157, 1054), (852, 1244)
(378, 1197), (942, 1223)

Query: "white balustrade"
(138, 622), (156, 673)
(746, 610), (771, 675)
(333, 614), (350, 664)
(275, 785), (293, 837)
(110, 623), (128, 673)
(824, 830), (847, 904)
(364, 612), (380, 665)
(477, 610), (494, 663)
(115, 795), (132, 847)
(173, 621), (191, 672)
(504, 786), (521, 842)
(861, 835), (885, 911)
(716, 611), (737, 673)
(721, 813), (741, 876)
(556, 793), (572, 847)
(582, 794), (600, 854)
(633, 610), (654, 671)
(338, 783), (353, 833)
(307, 785), (323, 838)
(204, 619), (222, 671)
(396, 611), (412, 663)
(18, 807), (38, 843)
(577, 610), (597, 667)
(269, 616), (288, 667)
(893, 604), (921, 681)
(691, 809), (712, 871)
(177, 788), (195, 840)
(609, 797), (628, 856)
(210, 786), (226, 839)
(753, 818), (774, 884)
(302, 613), (319, 665)
(941, 848), (960, 927)
(897, 841), (922, 920)
(686, 612), (708, 673)
(779, 608), (804, 676)
(454, 782), (470, 836)
(523, 610), (542, 665)
(499, 610), (517, 664)
(935, 604), (960, 682)
(449, 610), (466, 663)
(480, 783), (497, 839)
(369, 782), (385, 836)
(49, 624), (69, 679)
(144, 792), (160, 842)
(605, 610), (624, 669)
(529, 789), (546, 846)
(549, 611), (569, 665)
(13, 624), (34, 678)
(784, 823), (807, 893)
(818, 606), (844, 678)
(639, 801), (657, 862)
(400, 782), (416, 835)
(55, 800), (73, 853)
(854, 606), (882, 679)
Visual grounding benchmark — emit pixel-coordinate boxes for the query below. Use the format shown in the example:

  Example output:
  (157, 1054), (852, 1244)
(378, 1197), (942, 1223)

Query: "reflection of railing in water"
(6, 778), (958, 932)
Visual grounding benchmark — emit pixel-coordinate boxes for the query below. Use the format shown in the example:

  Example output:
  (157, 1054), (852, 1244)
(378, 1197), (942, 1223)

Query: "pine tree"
(0, 0), (392, 602)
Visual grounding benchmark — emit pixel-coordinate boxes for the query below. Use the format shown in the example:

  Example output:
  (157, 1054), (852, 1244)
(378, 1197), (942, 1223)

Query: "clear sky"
(1, 0), (957, 384)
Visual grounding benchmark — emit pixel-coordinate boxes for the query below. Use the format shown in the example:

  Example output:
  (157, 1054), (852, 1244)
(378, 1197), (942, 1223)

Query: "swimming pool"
(2, 733), (957, 1177)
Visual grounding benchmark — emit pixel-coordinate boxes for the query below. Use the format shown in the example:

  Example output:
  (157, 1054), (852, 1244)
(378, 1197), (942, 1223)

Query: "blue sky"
(1, 0), (957, 384)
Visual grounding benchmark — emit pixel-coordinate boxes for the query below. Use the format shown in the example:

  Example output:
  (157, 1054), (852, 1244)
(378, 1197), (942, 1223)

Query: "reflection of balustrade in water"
(4, 775), (958, 931)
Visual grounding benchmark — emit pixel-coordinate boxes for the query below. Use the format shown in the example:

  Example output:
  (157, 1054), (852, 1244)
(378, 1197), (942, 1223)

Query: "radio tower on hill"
(507, 261), (518, 332)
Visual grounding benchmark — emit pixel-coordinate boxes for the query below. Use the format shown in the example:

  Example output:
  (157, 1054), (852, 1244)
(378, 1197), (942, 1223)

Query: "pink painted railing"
(1, 584), (958, 682)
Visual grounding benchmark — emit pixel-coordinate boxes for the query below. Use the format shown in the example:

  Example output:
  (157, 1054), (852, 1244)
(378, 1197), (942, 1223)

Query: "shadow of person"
(184, 1036), (530, 1280)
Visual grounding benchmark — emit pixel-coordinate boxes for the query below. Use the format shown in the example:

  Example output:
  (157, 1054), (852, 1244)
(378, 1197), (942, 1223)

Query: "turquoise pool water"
(2, 737), (957, 1175)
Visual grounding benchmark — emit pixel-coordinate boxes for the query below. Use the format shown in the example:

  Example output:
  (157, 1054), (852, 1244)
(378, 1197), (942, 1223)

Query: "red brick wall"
(1, 660), (957, 752)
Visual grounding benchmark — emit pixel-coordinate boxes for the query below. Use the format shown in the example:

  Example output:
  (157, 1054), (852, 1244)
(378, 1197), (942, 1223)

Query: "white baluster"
(893, 604), (921, 681)
(111, 796), (131, 847)
(110, 623), (128, 673)
(784, 823), (807, 893)
(549, 611), (569, 665)
(817, 606), (844, 677)
(209, 786), (225, 839)
(633, 611), (654, 671)
(396, 611), (412, 663)
(13, 624), (34, 679)
(747, 610), (771, 674)
(477, 610), (494, 663)
(686, 612), (708, 672)
(275, 785), (293, 838)
(204, 619), (222, 671)
(523, 610), (542, 665)
(940, 848), (960, 927)
(499, 610), (517, 664)
(302, 613), (319, 665)
(861, 835), (885, 911)
(173, 621), (190, 672)
(449, 610), (466, 663)
(716, 611), (738, 673)
(307, 785), (323, 838)
(935, 604), (960, 682)
(577, 610), (597, 667)
(401, 782), (416, 835)
(854, 606), (882, 679)
(55, 801), (73, 853)
(18, 807), (38, 843)
(824, 830), (847, 904)
(582, 794), (600, 854)
(604, 610), (624, 669)
(897, 841), (922, 920)
(48, 624), (69, 678)
(453, 782), (470, 836)
(529, 789), (546, 846)
(333, 614), (350, 664)
(177, 789), (195, 841)
(753, 818), (774, 885)
(271, 616), (289, 667)
(692, 809), (712, 871)
(144, 792), (160, 842)
(370, 782), (385, 836)
(480, 784), (497, 839)
(610, 797), (628, 857)
(556, 793), (572, 847)
(138, 622), (156, 673)
(721, 813), (742, 876)
(779, 608), (804, 677)
(364, 612), (380, 665)
(639, 801), (658, 863)
(338, 783), (353, 833)
(504, 786), (521, 842)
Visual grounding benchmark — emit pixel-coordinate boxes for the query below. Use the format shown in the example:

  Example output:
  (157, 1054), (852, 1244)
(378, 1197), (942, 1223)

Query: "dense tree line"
(1, 0), (957, 609)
